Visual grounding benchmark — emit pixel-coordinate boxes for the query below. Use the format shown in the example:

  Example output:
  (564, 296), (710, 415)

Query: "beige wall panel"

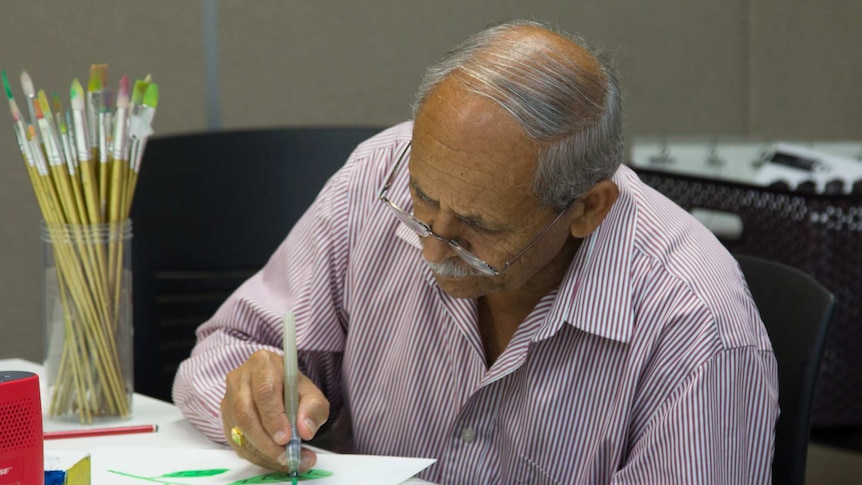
(0, 1), (207, 363)
(750, 1), (862, 138)
(218, 0), (749, 137)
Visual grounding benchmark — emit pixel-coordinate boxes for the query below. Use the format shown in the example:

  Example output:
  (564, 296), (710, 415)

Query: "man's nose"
(420, 215), (460, 264)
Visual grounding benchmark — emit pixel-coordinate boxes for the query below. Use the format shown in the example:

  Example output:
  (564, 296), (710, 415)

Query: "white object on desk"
(630, 138), (862, 193)
(0, 358), (434, 484)
(755, 142), (862, 193)
(89, 447), (434, 485)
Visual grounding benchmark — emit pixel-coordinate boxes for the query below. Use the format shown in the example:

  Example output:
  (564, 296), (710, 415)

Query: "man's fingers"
(299, 448), (317, 473)
(250, 354), (291, 444)
(297, 373), (330, 440)
(222, 351), (291, 468)
(220, 350), (329, 472)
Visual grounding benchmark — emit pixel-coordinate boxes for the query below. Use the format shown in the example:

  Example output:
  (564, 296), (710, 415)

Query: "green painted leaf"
(161, 469), (230, 478)
(227, 469), (334, 484)
(299, 470), (334, 480)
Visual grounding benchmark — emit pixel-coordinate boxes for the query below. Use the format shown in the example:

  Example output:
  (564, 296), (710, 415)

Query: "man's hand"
(221, 350), (330, 472)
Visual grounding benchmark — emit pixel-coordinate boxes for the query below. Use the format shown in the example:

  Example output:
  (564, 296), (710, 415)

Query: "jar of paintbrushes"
(2, 65), (158, 423)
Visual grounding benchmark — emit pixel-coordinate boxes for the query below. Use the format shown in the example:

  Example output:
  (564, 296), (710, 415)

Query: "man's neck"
(477, 237), (581, 367)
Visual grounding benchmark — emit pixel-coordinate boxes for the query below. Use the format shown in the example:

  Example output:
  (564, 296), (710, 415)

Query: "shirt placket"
(434, 289), (556, 483)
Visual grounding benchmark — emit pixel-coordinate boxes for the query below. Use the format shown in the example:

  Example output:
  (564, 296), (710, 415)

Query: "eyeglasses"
(377, 142), (573, 276)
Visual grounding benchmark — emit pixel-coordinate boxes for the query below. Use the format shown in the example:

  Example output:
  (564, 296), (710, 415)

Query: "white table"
(0, 358), (431, 484)
(1, 358), (220, 452)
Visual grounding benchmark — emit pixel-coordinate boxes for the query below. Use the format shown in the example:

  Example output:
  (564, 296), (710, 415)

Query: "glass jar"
(42, 219), (133, 423)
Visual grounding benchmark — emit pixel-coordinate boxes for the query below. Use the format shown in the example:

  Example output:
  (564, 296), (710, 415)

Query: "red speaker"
(0, 371), (43, 485)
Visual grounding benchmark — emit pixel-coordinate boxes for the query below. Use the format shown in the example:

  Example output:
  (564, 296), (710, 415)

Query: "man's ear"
(569, 180), (620, 238)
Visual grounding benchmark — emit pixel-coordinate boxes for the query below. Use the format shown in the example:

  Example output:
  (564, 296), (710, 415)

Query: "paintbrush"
(71, 78), (102, 226)
(53, 93), (77, 177)
(87, 64), (109, 217)
(127, 78), (150, 172)
(126, 82), (157, 210)
(20, 71), (39, 139)
(3, 71), (34, 165)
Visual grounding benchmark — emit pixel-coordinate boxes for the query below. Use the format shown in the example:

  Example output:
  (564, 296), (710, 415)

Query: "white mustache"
(424, 258), (483, 278)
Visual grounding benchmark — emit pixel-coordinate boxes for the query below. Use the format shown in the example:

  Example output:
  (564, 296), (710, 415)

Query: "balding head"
(413, 20), (623, 210)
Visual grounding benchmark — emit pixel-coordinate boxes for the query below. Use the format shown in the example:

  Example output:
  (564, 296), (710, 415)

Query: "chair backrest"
(635, 167), (861, 428)
(130, 127), (383, 402)
(735, 254), (835, 485)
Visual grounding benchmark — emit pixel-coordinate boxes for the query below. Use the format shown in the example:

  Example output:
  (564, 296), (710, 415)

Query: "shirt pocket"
(510, 455), (561, 485)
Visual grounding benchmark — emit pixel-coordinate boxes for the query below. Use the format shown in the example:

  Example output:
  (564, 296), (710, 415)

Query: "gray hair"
(412, 20), (623, 210)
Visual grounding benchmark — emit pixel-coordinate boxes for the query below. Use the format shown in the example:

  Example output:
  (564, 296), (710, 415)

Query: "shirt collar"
(539, 166), (638, 344)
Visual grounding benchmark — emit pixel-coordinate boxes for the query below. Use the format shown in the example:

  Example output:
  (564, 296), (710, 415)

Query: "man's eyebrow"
(409, 178), (437, 204)
(409, 177), (504, 232)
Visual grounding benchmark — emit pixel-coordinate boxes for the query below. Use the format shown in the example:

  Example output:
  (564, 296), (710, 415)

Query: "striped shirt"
(173, 121), (779, 484)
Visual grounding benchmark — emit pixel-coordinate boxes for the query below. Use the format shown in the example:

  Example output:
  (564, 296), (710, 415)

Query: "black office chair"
(129, 127), (384, 402)
(735, 254), (835, 485)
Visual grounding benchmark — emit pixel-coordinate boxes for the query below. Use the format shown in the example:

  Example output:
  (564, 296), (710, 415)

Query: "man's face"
(409, 79), (577, 299)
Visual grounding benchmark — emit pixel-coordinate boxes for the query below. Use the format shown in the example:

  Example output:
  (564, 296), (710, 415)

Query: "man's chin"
(432, 273), (487, 299)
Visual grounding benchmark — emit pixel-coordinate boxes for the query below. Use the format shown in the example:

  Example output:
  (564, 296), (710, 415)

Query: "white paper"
(87, 447), (435, 485)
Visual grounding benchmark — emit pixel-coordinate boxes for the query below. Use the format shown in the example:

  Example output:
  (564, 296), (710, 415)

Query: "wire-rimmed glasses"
(377, 142), (573, 276)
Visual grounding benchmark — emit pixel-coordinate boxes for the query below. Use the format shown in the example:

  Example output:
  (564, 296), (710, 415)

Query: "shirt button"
(460, 427), (476, 443)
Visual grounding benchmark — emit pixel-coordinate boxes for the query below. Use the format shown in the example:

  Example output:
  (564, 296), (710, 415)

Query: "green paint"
(107, 468), (333, 484)
(143, 83), (158, 108)
(1, 70), (12, 100)
(132, 80), (149, 104)
(161, 469), (230, 478)
(226, 470), (334, 484)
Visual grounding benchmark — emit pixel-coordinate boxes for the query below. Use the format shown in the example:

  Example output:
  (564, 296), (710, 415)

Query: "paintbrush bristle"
(37, 90), (52, 119)
(32, 98), (43, 120)
(88, 64), (107, 92)
(131, 80), (148, 105)
(143, 83), (158, 108)
(20, 71), (35, 97)
(1, 71), (13, 100)
(9, 98), (21, 122)
(116, 75), (130, 109)
(70, 79), (85, 111)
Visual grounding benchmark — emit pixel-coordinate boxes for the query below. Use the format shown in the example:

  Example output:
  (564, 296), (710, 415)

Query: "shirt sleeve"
(171, 163), (354, 444)
(610, 347), (779, 484)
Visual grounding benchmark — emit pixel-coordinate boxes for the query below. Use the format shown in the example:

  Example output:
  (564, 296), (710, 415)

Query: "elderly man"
(174, 20), (778, 484)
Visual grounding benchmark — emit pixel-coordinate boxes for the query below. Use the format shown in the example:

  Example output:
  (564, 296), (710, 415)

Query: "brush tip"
(1, 70), (12, 100)
(9, 98), (21, 122)
(132, 80), (148, 104)
(20, 70), (35, 96)
(116, 75), (131, 108)
(70, 79), (85, 111)
(88, 64), (108, 91)
(143, 83), (158, 108)
(37, 90), (51, 118)
(32, 98), (44, 119)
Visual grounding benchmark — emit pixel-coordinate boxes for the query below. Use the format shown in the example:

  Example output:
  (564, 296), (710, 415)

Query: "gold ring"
(231, 426), (245, 447)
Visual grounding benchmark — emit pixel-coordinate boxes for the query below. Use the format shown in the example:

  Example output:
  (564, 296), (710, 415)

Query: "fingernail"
(301, 453), (314, 471)
(277, 452), (287, 466)
(273, 431), (286, 443)
(304, 418), (319, 435)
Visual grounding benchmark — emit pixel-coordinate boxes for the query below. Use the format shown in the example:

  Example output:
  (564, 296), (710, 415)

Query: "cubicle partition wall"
(634, 167), (862, 428)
